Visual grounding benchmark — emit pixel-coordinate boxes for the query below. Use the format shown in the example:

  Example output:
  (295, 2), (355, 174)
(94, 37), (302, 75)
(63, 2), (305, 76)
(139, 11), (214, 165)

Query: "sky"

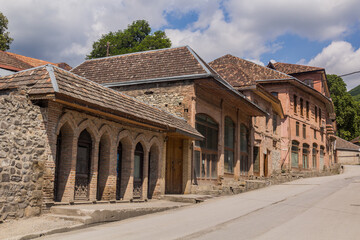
(1, 0), (360, 90)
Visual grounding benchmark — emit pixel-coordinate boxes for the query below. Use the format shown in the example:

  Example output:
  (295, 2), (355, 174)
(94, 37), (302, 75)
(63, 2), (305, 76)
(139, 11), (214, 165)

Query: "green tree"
(327, 74), (360, 140)
(0, 11), (13, 51)
(87, 20), (171, 59)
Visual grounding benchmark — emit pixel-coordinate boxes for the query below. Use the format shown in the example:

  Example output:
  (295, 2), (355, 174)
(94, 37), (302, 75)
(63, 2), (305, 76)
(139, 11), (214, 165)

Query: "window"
(273, 114), (278, 133)
(291, 141), (299, 168)
(271, 92), (278, 98)
(294, 95), (297, 113)
(319, 108), (322, 125)
(240, 124), (249, 176)
(296, 122), (300, 136)
(253, 146), (260, 173)
(302, 144), (309, 169)
(320, 146), (325, 170)
(306, 101), (309, 119)
(224, 117), (235, 174)
(314, 129), (317, 139)
(194, 114), (218, 179)
(312, 143), (318, 169)
(315, 106), (318, 122)
(300, 98), (303, 116)
(304, 79), (314, 88)
(303, 124), (306, 139)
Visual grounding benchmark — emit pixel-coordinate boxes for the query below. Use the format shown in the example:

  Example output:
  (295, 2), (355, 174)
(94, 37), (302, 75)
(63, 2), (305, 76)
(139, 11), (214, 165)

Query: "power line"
(339, 71), (360, 77)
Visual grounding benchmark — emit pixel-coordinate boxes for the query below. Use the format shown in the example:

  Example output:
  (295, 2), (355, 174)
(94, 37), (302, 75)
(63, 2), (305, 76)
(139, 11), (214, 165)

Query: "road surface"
(38, 165), (360, 240)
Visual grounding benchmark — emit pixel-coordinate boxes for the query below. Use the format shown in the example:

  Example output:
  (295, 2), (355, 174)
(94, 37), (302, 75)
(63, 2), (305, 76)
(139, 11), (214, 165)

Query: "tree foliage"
(327, 74), (360, 141)
(0, 11), (13, 51)
(87, 20), (171, 59)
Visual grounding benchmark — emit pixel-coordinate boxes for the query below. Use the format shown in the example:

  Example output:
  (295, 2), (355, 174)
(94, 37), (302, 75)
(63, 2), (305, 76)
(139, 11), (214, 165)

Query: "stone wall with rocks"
(0, 90), (48, 222)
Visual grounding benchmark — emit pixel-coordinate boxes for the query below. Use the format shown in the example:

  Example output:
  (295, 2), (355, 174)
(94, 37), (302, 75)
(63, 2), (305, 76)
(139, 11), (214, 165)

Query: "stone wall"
(0, 90), (48, 222)
(113, 80), (195, 120)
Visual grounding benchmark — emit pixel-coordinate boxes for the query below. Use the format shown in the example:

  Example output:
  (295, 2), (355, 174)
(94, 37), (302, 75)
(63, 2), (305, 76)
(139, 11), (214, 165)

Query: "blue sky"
(1, 0), (360, 90)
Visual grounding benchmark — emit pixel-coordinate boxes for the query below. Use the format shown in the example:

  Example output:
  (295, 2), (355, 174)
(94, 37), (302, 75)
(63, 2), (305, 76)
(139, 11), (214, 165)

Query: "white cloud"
(308, 41), (360, 90)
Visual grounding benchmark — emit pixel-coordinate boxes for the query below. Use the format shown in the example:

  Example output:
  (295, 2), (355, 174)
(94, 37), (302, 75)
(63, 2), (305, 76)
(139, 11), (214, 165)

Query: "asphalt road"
(38, 165), (360, 240)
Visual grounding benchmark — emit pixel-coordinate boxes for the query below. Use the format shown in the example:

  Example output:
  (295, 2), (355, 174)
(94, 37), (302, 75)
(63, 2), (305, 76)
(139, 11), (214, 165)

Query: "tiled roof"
(270, 62), (324, 75)
(209, 55), (292, 87)
(0, 51), (72, 72)
(336, 136), (360, 151)
(71, 46), (209, 84)
(0, 65), (202, 139)
(0, 50), (33, 71)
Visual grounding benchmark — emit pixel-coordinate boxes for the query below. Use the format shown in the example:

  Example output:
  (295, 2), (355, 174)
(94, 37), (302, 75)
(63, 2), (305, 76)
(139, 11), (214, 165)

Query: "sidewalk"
(0, 200), (191, 240)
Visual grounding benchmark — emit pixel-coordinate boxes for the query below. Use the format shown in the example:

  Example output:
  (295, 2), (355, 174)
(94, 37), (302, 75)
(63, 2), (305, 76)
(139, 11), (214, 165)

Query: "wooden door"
(264, 153), (268, 177)
(166, 137), (183, 194)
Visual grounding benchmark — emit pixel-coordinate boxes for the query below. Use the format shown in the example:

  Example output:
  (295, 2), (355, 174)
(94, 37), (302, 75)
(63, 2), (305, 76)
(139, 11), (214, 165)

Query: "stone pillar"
(89, 139), (99, 201)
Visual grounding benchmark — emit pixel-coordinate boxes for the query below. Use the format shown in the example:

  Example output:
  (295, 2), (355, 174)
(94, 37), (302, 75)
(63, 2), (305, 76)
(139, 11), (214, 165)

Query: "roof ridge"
(75, 45), (189, 64)
(186, 46), (211, 75)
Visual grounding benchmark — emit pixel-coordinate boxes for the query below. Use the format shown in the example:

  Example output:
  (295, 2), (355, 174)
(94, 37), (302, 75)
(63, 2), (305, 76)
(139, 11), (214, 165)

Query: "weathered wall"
(336, 150), (360, 165)
(113, 80), (195, 120)
(0, 90), (48, 221)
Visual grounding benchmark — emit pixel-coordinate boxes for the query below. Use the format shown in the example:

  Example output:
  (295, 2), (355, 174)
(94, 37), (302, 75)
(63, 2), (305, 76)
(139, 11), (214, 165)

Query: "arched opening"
(302, 143), (309, 169)
(75, 129), (92, 201)
(194, 114), (218, 180)
(116, 142), (122, 200)
(133, 143), (144, 199)
(312, 143), (318, 169)
(54, 122), (74, 202)
(97, 133), (111, 200)
(291, 140), (300, 168)
(148, 144), (159, 199)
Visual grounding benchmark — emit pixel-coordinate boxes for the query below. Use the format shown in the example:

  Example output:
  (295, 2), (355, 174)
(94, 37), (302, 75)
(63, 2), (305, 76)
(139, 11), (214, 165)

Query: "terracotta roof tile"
(336, 136), (360, 151)
(0, 50), (33, 71)
(271, 62), (324, 75)
(71, 46), (208, 84)
(0, 65), (201, 138)
(209, 55), (292, 87)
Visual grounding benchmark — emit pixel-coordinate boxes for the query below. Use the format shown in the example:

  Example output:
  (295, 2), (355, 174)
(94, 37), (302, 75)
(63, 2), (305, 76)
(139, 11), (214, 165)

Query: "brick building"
(209, 55), (286, 177)
(72, 46), (266, 194)
(0, 65), (201, 220)
(265, 62), (337, 171)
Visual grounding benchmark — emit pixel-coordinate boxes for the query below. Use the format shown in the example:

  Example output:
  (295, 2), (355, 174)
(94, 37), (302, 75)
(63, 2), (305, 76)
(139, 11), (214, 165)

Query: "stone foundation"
(190, 163), (342, 195)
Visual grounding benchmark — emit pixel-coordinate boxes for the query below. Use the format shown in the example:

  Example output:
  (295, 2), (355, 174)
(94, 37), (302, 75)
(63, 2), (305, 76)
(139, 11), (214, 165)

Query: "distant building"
(0, 50), (71, 77)
(335, 136), (360, 165)
(267, 62), (337, 171)
(351, 136), (360, 146)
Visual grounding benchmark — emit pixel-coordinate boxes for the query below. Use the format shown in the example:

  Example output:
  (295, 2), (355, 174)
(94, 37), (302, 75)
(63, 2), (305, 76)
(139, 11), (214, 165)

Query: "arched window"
(320, 146), (325, 170)
(312, 143), (318, 169)
(302, 143), (309, 169)
(224, 117), (235, 174)
(194, 114), (218, 179)
(291, 140), (299, 168)
(240, 124), (249, 176)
